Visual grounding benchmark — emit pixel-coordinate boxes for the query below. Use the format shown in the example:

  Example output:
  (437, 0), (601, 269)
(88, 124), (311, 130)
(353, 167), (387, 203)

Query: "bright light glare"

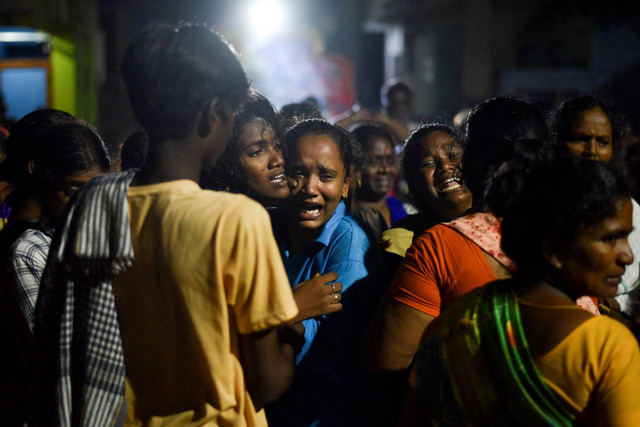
(248, 0), (287, 39)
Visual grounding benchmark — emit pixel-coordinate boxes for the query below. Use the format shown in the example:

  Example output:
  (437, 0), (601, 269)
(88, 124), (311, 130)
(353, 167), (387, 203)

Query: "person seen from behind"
(30, 22), (302, 426)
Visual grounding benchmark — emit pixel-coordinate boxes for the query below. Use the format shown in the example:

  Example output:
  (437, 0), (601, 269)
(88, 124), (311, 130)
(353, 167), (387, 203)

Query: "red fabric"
(389, 224), (495, 317)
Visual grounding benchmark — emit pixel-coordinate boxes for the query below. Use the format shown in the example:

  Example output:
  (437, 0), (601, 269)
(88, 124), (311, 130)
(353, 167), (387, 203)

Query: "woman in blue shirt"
(267, 118), (387, 426)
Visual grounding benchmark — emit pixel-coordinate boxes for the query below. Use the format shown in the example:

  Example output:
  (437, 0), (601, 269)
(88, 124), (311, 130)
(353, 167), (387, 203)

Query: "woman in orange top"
(363, 96), (555, 377)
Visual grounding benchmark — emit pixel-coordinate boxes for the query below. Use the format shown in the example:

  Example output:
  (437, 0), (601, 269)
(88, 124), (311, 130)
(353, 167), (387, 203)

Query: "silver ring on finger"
(331, 283), (336, 293)
(334, 293), (339, 303)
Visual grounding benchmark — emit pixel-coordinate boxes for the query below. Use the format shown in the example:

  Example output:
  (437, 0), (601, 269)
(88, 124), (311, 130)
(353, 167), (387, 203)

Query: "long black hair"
(462, 96), (550, 211)
(30, 120), (110, 197)
(0, 109), (77, 208)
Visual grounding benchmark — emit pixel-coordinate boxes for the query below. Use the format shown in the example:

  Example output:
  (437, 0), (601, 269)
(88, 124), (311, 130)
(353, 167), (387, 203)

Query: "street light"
(247, 0), (288, 40)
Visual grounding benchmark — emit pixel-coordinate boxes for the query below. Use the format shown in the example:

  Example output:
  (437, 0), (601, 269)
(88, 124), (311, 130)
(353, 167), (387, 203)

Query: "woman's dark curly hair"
(203, 89), (281, 194)
(498, 155), (631, 276)
(283, 118), (359, 179)
(278, 100), (323, 133)
(462, 96), (550, 210)
(549, 94), (625, 153)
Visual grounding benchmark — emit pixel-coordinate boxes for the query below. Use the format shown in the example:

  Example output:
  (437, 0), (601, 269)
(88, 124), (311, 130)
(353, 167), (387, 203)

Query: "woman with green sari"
(412, 155), (640, 426)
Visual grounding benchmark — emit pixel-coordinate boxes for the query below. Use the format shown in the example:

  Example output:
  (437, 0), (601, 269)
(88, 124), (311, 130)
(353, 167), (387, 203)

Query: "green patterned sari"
(415, 280), (575, 426)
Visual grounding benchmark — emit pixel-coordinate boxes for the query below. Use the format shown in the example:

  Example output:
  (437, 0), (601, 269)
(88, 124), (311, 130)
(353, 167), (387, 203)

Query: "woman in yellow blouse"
(409, 155), (640, 426)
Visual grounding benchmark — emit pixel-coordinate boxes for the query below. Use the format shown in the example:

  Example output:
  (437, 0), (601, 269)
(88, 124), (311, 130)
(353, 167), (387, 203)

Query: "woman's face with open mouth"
(237, 117), (289, 203)
(409, 130), (471, 218)
(286, 133), (350, 232)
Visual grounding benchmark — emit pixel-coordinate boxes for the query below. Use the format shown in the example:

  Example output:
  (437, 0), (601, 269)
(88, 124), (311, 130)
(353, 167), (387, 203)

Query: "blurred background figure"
(3, 119), (110, 326)
(550, 94), (622, 162)
(452, 107), (471, 129)
(0, 123), (8, 163)
(331, 78), (418, 142)
(349, 122), (410, 240)
(0, 93), (14, 131)
(0, 125), (11, 230)
(624, 136), (640, 202)
(381, 78), (419, 134)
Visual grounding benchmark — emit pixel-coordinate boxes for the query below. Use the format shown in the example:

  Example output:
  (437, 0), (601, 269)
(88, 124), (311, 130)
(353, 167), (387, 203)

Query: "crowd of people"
(0, 21), (639, 426)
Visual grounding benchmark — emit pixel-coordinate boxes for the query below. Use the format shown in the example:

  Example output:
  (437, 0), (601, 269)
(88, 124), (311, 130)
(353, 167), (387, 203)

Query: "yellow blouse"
(533, 314), (640, 426)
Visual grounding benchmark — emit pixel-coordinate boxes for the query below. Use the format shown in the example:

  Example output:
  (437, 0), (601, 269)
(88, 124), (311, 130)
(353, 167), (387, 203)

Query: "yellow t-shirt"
(111, 180), (298, 427)
(381, 225), (414, 258)
(535, 315), (640, 426)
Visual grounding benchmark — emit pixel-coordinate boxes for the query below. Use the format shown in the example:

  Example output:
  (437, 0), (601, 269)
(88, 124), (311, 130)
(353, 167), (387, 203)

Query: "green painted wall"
(33, 0), (98, 125)
(50, 35), (77, 115)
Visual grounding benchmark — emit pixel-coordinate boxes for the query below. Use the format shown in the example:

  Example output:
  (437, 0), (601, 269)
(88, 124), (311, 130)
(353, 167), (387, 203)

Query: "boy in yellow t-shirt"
(115, 22), (302, 426)
(31, 22), (302, 427)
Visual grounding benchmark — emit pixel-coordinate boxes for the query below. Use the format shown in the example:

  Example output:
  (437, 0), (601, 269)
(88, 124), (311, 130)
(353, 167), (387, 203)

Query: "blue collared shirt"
(279, 201), (381, 363)
(269, 201), (387, 426)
